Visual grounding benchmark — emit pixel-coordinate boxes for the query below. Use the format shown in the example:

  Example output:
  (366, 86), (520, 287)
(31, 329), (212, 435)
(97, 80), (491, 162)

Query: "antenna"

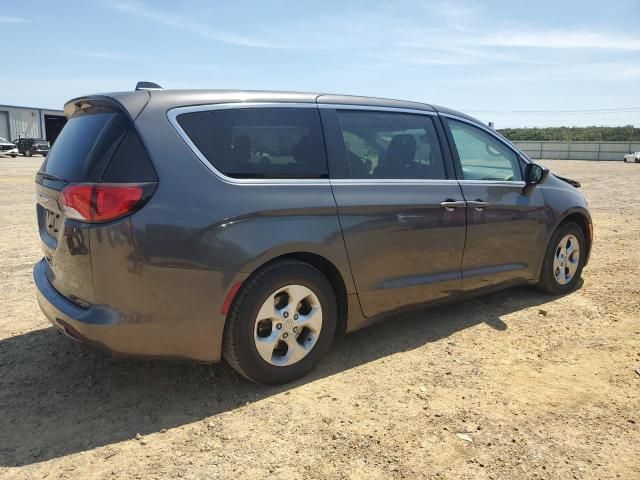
(135, 81), (163, 91)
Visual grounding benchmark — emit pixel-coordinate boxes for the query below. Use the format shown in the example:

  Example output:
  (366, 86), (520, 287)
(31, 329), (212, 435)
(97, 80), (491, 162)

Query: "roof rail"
(135, 81), (163, 91)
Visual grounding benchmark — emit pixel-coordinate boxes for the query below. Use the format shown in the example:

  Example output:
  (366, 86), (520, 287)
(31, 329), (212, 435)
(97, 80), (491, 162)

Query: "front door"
(444, 117), (547, 291)
(325, 108), (467, 318)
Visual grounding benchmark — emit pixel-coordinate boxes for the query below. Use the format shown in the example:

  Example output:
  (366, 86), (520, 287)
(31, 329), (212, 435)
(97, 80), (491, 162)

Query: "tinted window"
(336, 111), (445, 179)
(43, 112), (131, 182)
(448, 119), (522, 181)
(177, 108), (327, 179)
(102, 127), (158, 182)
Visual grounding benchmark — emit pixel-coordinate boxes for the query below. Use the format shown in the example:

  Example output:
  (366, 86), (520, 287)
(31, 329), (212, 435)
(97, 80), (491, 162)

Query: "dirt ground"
(0, 157), (638, 480)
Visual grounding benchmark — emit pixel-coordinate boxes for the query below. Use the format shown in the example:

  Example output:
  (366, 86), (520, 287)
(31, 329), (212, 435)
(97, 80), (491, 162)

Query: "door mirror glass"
(524, 163), (548, 185)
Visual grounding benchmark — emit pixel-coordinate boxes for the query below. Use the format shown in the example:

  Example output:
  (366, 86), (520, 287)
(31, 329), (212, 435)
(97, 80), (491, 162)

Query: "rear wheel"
(538, 222), (586, 295)
(223, 260), (337, 384)
(25, 149), (32, 157)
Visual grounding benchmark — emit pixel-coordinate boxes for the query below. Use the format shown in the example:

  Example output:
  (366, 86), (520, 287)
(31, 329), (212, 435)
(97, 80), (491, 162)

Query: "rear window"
(43, 112), (131, 182)
(177, 108), (328, 179)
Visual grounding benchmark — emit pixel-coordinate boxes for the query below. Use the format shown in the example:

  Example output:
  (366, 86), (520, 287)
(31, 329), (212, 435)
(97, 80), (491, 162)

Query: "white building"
(0, 104), (66, 143)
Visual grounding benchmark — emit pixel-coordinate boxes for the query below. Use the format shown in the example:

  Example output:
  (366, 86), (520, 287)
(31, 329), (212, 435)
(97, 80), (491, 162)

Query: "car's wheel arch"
(548, 207), (593, 266)
(227, 250), (351, 338)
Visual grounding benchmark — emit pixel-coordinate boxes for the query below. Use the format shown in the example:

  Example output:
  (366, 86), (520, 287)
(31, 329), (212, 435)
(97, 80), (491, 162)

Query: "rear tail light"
(59, 183), (156, 223)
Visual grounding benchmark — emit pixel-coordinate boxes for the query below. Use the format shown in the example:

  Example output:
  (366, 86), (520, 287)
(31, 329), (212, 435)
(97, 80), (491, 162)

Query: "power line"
(468, 107), (640, 115)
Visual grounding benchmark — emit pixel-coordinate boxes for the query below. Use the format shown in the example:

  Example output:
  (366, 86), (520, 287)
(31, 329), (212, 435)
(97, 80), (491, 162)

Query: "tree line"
(498, 126), (640, 142)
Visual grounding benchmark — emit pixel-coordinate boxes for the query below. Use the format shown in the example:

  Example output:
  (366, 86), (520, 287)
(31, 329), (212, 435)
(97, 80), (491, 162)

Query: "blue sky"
(1, 0), (638, 127)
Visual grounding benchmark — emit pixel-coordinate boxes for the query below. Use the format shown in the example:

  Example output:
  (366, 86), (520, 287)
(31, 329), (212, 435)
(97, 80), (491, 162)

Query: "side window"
(448, 119), (522, 181)
(336, 111), (446, 180)
(177, 108), (327, 179)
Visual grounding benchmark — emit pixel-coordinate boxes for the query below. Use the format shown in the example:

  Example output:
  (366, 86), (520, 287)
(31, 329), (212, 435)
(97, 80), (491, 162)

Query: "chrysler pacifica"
(34, 85), (592, 384)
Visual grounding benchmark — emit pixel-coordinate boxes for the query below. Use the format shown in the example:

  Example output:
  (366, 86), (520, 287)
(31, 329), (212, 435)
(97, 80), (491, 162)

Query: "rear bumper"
(34, 259), (115, 353)
(34, 258), (246, 362)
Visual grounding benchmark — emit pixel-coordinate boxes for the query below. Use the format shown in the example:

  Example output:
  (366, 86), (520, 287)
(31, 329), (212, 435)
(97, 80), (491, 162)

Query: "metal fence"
(512, 141), (640, 161)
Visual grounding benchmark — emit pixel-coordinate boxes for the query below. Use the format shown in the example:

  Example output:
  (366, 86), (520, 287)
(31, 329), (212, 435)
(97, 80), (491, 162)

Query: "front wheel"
(25, 149), (32, 157)
(223, 260), (337, 384)
(538, 222), (586, 295)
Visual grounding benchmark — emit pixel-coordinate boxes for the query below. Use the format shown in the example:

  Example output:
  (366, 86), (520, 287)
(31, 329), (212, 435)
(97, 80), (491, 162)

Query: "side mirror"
(524, 163), (549, 186)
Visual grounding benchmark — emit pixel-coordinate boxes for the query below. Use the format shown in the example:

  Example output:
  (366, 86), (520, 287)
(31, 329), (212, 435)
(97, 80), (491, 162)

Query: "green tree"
(498, 126), (640, 142)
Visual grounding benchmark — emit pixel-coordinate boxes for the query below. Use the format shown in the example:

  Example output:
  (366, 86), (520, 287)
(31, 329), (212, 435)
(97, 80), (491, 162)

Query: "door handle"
(440, 200), (467, 212)
(468, 200), (489, 211)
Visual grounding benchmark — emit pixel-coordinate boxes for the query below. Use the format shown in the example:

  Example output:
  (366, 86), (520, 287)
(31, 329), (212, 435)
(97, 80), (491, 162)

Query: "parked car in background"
(13, 138), (50, 157)
(623, 152), (640, 163)
(34, 85), (593, 384)
(0, 137), (18, 157)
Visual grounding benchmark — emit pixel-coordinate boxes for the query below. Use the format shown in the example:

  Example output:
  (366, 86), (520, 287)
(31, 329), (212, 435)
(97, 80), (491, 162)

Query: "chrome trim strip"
(319, 103), (437, 116)
(167, 102), (494, 186)
(458, 180), (526, 186)
(170, 102), (317, 115)
(330, 178), (458, 186)
(167, 103), (330, 186)
(440, 112), (530, 163)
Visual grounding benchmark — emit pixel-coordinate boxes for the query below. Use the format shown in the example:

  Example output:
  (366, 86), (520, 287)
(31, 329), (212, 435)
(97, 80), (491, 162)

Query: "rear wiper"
(36, 171), (67, 182)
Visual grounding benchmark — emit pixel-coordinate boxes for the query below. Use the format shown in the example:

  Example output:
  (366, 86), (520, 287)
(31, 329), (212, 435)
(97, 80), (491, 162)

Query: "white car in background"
(623, 152), (640, 163)
(0, 137), (18, 158)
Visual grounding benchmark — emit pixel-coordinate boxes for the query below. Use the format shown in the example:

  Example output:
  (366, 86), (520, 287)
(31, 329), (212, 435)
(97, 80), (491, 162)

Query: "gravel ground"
(0, 157), (638, 480)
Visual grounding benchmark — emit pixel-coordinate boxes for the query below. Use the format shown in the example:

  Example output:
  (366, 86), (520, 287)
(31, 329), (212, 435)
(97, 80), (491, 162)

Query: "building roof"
(0, 103), (64, 114)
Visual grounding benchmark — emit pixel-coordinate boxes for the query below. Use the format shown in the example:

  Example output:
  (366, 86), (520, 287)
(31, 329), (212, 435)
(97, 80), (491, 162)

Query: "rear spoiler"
(63, 91), (151, 121)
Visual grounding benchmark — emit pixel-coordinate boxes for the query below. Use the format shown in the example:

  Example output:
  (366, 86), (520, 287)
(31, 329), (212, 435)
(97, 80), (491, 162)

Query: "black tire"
(537, 222), (586, 295)
(25, 149), (32, 157)
(223, 260), (338, 385)
(223, 260), (337, 384)
(10, 154), (16, 158)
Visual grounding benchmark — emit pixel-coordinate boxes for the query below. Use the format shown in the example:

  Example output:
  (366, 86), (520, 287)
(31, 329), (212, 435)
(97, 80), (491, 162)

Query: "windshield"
(0, 137), (9, 143)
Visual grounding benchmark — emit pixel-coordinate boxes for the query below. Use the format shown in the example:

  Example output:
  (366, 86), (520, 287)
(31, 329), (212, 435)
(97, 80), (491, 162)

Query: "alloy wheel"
(253, 284), (323, 366)
(553, 234), (580, 285)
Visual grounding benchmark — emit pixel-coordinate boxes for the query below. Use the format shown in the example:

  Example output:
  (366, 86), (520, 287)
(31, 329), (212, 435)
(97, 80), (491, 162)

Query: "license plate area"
(45, 208), (63, 238)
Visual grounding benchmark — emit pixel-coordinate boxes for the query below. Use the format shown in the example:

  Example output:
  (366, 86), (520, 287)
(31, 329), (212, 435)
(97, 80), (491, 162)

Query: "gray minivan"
(34, 86), (592, 384)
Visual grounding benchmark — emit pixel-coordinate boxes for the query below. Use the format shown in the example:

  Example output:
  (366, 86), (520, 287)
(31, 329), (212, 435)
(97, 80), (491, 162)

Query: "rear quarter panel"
(129, 99), (356, 293)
